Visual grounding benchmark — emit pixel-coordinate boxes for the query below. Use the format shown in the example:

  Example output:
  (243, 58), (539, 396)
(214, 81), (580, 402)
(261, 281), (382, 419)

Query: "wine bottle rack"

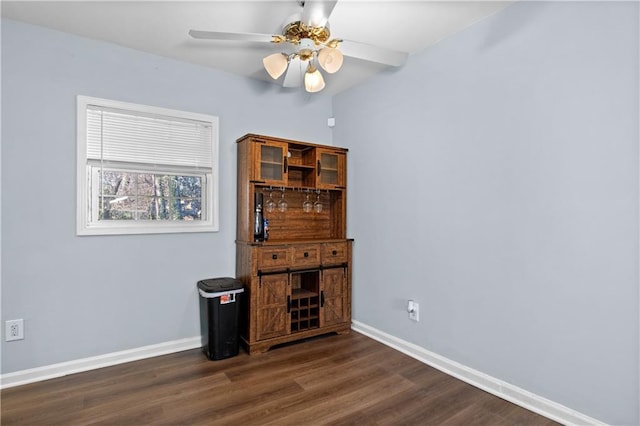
(291, 288), (319, 333)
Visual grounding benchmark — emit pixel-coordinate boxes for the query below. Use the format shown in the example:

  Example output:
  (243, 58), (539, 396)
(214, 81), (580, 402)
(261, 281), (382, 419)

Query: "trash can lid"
(197, 277), (243, 293)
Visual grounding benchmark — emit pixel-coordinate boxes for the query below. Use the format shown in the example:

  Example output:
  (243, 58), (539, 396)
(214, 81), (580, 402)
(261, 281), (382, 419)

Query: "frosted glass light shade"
(318, 48), (343, 74)
(304, 66), (325, 93)
(263, 53), (288, 79)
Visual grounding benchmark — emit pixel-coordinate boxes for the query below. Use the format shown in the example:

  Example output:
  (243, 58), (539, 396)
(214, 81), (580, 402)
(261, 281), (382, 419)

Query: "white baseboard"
(351, 320), (604, 426)
(0, 336), (202, 389)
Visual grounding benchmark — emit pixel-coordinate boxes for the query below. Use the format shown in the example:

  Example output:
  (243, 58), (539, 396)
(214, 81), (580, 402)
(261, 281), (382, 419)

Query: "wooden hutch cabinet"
(236, 134), (352, 354)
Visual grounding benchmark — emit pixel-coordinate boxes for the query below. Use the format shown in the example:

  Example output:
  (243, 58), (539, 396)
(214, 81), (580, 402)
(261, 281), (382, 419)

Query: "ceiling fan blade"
(339, 40), (409, 67)
(189, 30), (275, 43)
(282, 57), (304, 88)
(301, 0), (338, 27)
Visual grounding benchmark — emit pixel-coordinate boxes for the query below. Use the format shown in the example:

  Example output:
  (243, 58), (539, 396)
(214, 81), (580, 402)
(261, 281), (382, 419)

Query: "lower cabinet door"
(256, 273), (290, 341)
(321, 267), (348, 326)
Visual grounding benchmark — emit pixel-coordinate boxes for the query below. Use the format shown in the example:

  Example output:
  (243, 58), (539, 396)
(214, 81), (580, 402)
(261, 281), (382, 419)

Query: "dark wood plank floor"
(1, 331), (557, 425)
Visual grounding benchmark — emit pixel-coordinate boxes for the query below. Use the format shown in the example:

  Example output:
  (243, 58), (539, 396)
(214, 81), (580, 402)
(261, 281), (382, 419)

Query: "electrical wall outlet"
(6, 319), (24, 341)
(408, 300), (419, 322)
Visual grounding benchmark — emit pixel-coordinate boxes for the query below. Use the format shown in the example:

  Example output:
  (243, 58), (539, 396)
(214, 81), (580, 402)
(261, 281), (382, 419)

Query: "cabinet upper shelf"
(238, 134), (347, 190)
(288, 163), (316, 170)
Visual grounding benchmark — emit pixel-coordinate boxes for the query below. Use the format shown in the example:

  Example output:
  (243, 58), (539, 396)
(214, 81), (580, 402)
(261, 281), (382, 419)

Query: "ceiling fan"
(189, 0), (408, 93)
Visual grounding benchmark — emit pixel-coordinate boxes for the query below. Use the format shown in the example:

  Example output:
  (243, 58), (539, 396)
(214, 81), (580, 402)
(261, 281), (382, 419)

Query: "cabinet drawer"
(257, 247), (289, 270)
(322, 242), (348, 265)
(291, 244), (321, 267)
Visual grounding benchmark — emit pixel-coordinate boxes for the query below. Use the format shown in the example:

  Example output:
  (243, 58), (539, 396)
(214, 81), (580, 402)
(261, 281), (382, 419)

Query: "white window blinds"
(86, 106), (213, 170)
(77, 95), (219, 235)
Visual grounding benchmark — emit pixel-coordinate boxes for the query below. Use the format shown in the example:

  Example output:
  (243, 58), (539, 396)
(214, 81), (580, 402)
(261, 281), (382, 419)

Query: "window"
(77, 96), (219, 235)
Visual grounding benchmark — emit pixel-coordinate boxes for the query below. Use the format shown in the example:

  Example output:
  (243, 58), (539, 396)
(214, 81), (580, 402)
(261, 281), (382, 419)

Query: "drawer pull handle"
(332, 250), (337, 255)
(272, 254), (278, 260)
(304, 252), (309, 258)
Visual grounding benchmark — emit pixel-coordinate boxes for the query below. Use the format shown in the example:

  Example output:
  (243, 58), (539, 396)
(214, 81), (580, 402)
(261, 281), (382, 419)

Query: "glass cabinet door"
(256, 141), (288, 185)
(316, 149), (345, 189)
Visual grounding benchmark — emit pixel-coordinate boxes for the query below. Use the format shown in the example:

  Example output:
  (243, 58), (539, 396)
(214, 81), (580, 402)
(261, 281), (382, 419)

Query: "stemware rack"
(255, 186), (341, 242)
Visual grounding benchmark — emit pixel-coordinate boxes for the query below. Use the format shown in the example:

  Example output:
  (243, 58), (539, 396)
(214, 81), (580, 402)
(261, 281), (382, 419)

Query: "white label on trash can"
(199, 288), (244, 299)
(220, 293), (235, 304)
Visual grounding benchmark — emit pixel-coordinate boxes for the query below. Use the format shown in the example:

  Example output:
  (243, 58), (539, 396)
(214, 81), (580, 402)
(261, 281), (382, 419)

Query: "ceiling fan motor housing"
(282, 21), (330, 45)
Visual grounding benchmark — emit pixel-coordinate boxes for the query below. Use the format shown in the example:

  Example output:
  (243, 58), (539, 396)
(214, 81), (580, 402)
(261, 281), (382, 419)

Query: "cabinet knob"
(272, 254), (278, 260)
(304, 252), (309, 258)
(332, 250), (337, 255)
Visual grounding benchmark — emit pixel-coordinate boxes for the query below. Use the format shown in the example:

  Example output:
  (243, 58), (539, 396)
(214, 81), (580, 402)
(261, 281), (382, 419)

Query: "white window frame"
(77, 95), (219, 235)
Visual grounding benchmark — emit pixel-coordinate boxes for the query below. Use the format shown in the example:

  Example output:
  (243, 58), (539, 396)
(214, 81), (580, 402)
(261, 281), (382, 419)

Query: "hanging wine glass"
(313, 190), (323, 213)
(265, 189), (276, 213)
(302, 190), (313, 213)
(278, 188), (288, 212)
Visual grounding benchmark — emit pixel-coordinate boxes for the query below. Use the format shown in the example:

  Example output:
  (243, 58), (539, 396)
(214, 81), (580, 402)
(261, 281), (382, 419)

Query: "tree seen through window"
(99, 170), (202, 221)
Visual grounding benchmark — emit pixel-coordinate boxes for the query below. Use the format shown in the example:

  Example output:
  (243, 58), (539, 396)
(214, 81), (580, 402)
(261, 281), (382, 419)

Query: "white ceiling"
(1, 0), (512, 94)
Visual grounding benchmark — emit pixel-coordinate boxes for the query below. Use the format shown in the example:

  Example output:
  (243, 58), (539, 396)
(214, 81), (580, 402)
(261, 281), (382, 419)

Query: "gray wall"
(2, 2), (639, 424)
(1, 19), (332, 372)
(333, 1), (638, 425)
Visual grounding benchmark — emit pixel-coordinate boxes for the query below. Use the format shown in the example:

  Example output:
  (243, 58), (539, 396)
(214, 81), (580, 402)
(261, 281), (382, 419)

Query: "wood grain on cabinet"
(322, 241), (348, 265)
(321, 267), (349, 327)
(236, 134), (352, 354)
(255, 273), (289, 341)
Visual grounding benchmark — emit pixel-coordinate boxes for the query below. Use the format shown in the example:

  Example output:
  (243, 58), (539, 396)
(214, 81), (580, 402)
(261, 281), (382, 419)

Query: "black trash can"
(198, 277), (244, 360)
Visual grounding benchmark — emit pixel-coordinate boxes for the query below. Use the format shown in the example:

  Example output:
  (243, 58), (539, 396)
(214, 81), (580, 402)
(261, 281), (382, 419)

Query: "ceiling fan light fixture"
(190, 0), (408, 93)
(263, 53), (288, 79)
(304, 64), (325, 93)
(318, 47), (343, 74)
